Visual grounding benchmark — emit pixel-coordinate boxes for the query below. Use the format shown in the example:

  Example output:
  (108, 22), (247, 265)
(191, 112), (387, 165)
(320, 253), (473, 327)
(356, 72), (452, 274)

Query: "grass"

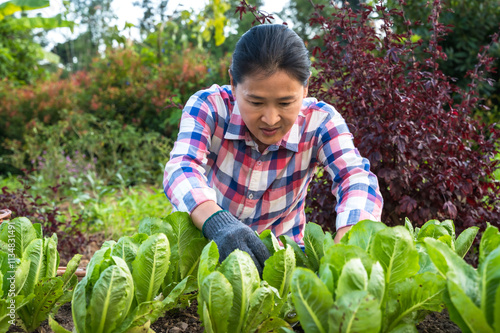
(71, 184), (171, 239)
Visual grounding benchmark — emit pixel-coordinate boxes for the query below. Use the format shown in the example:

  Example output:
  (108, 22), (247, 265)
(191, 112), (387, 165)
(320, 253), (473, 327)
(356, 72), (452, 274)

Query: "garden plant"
(2, 212), (493, 332)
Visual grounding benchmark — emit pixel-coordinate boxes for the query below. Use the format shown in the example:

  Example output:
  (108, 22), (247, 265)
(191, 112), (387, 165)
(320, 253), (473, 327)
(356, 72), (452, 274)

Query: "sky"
(29, 0), (289, 47)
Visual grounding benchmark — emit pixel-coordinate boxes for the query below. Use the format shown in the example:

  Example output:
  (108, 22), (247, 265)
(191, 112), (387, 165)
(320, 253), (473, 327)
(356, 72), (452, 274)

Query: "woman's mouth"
(261, 128), (279, 136)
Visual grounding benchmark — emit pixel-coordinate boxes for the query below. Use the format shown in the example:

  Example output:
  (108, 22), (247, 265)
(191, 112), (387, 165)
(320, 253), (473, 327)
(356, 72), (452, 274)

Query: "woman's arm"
(315, 104), (384, 231)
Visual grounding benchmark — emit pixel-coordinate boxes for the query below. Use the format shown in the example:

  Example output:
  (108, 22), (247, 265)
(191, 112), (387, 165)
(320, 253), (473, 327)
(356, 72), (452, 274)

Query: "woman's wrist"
(190, 201), (223, 230)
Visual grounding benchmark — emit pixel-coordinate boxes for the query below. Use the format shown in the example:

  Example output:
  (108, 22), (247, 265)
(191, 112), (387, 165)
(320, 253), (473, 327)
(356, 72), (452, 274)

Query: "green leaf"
(336, 258), (368, 300)
(199, 271), (233, 333)
(72, 276), (88, 333)
(367, 261), (385, 306)
(202, 302), (215, 333)
(447, 278), (493, 333)
(88, 265), (135, 333)
(417, 224), (449, 241)
(61, 254), (82, 289)
(256, 317), (292, 332)
(24, 277), (64, 331)
(219, 250), (260, 333)
(495, 284), (500, 333)
(179, 237), (207, 279)
(291, 267), (333, 333)
(437, 234), (454, 251)
(0, 0), (49, 20)
(6, 14), (74, 31)
(15, 257), (31, 297)
(163, 212), (202, 285)
(416, 242), (438, 274)
(404, 217), (414, 238)
(198, 241), (219, 289)
(262, 245), (295, 299)
(138, 216), (170, 236)
(303, 223), (325, 272)
(259, 229), (281, 255)
(132, 233), (170, 304)
(48, 315), (72, 333)
(386, 272), (446, 331)
(279, 235), (307, 268)
(243, 284), (275, 333)
(387, 323), (418, 333)
(44, 233), (59, 278)
(370, 226), (419, 288)
(121, 300), (164, 331)
(322, 244), (373, 277)
(480, 247), (500, 328)
(440, 220), (456, 239)
(341, 219), (387, 252)
(323, 231), (335, 251)
(112, 234), (147, 271)
(455, 227), (479, 258)
(329, 290), (381, 333)
(424, 238), (480, 305)
(0, 217), (38, 259)
(318, 263), (338, 296)
(162, 276), (189, 311)
(21, 238), (46, 295)
(479, 223), (500, 268)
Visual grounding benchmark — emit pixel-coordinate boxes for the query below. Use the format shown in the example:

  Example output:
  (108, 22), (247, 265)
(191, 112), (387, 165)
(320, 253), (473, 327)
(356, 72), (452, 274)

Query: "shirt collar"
(224, 102), (302, 153)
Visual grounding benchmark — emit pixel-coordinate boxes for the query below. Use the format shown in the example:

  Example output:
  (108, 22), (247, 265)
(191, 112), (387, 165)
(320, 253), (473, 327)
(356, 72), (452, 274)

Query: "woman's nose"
(261, 108), (280, 126)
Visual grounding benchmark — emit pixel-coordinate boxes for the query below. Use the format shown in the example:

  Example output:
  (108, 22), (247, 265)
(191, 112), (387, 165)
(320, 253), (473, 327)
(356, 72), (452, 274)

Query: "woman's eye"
(280, 102), (292, 107)
(250, 101), (263, 106)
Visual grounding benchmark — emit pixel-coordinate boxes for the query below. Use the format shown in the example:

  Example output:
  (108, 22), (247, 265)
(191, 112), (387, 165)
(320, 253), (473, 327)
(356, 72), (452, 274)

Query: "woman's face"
(231, 70), (308, 152)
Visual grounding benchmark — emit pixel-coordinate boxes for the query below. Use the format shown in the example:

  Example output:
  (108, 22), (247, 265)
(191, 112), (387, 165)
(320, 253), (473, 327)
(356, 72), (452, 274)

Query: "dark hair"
(230, 24), (310, 86)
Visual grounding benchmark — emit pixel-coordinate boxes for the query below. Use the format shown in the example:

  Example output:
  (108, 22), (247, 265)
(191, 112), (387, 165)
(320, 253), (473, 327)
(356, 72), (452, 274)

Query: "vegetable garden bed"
(8, 298), (461, 332)
(2, 213), (499, 333)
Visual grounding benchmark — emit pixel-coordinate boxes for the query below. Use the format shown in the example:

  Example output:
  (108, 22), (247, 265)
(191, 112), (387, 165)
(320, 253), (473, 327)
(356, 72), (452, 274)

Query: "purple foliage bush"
(237, 0), (500, 233)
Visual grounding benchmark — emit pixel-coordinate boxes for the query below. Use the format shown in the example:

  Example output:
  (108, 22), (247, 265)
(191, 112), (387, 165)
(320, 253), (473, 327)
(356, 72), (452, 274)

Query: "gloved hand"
(202, 210), (270, 275)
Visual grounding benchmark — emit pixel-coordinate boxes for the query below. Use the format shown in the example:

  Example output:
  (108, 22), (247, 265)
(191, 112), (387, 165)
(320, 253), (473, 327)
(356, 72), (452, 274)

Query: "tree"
(0, 0), (74, 83)
(55, 0), (116, 69)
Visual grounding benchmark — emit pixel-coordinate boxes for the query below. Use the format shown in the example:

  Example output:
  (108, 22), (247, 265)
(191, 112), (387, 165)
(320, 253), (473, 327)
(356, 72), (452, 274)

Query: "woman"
(163, 24), (383, 273)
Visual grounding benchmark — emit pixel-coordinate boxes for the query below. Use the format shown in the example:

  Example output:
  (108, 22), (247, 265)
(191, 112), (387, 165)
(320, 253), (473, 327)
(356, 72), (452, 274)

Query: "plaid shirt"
(163, 84), (383, 246)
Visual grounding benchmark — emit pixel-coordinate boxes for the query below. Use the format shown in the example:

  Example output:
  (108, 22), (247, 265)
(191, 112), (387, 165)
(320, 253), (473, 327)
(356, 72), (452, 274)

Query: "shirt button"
(248, 193), (254, 200)
(257, 161), (262, 166)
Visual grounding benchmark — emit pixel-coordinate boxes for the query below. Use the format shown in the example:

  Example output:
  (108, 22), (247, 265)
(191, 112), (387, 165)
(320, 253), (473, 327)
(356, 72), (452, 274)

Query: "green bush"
(1, 110), (172, 194)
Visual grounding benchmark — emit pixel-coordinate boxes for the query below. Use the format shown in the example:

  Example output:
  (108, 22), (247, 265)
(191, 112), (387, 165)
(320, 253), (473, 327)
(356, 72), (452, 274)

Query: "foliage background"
(0, 0), (499, 243)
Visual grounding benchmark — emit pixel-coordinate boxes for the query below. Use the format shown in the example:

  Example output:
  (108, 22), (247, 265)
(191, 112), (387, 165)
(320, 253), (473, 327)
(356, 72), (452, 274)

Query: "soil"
(8, 299), (461, 333)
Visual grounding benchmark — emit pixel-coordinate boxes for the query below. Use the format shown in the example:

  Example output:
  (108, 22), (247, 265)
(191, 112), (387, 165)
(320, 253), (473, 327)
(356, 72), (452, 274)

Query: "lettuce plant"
(0, 217), (81, 333)
(197, 240), (294, 333)
(50, 212), (203, 333)
(139, 213), (208, 296)
(289, 219), (479, 332)
(424, 223), (500, 332)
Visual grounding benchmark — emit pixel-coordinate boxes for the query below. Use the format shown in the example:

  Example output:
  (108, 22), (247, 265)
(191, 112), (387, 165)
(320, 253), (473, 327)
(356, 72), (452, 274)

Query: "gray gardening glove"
(202, 210), (270, 275)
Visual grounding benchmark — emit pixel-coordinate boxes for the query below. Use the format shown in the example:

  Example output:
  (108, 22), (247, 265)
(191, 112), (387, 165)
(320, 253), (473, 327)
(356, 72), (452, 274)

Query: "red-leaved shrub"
(237, 0), (500, 232)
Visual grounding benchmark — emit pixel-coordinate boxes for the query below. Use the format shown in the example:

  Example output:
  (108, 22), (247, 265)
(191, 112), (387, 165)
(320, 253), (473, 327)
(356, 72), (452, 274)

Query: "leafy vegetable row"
(1, 213), (499, 333)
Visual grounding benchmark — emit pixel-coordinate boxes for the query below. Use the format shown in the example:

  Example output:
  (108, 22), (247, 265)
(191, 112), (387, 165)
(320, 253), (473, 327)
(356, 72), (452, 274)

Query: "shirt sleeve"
(163, 89), (219, 213)
(315, 104), (384, 230)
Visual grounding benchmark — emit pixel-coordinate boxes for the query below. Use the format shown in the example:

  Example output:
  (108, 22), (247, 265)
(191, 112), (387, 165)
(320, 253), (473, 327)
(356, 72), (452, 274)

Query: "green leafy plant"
(289, 219), (479, 332)
(138, 212), (208, 297)
(197, 239), (294, 333)
(49, 212), (203, 333)
(424, 223), (500, 332)
(0, 217), (81, 333)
